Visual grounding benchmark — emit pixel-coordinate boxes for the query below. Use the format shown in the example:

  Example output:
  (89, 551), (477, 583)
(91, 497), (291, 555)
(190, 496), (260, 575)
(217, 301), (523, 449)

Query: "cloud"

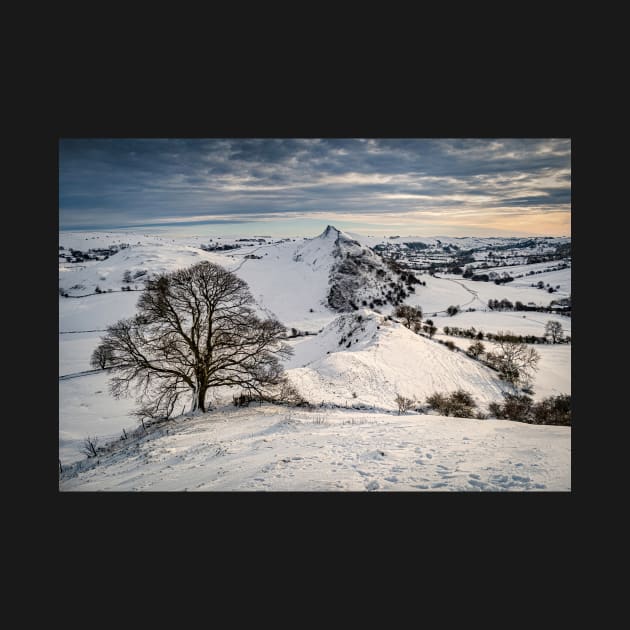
(59, 138), (570, 235)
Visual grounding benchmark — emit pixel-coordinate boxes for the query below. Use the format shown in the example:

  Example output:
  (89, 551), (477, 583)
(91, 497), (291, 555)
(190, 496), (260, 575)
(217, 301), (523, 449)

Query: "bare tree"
(395, 393), (415, 414)
(466, 340), (485, 359)
(82, 436), (99, 458)
(423, 320), (437, 338)
(545, 320), (563, 344)
(94, 261), (292, 419)
(90, 343), (114, 369)
(394, 304), (422, 329)
(494, 331), (540, 387)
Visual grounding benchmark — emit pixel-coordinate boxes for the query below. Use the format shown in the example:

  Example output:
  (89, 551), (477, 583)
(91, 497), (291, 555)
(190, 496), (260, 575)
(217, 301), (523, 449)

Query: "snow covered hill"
(285, 310), (508, 410)
(322, 226), (412, 312)
(59, 240), (232, 296)
(59, 226), (571, 488)
(210, 225), (412, 329)
(59, 404), (571, 492)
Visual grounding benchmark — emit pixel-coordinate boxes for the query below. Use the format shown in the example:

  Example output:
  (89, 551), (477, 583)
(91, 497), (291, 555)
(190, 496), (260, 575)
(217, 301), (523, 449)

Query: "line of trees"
(488, 297), (571, 316)
(443, 322), (569, 345)
(489, 392), (571, 425)
(396, 388), (570, 425)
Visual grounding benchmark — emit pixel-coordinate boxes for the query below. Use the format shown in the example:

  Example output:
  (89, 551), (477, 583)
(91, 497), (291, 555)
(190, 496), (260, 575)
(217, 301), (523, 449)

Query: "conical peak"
(321, 225), (340, 239)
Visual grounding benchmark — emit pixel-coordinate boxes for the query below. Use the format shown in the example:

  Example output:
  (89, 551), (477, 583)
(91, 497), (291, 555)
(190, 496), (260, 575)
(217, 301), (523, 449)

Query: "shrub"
(451, 389), (474, 407)
(395, 393), (416, 414)
(467, 340), (485, 358)
(276, 381), (310, 407)
(531, 394), (571, 425)
(488, 392), (570, 425)
(446, 305), (459, 316)
(450, 390), (476, 417)
(444, 340), (456, 351)
(233, 391), (253, 407)
(487, 401), (503, 418)
(394, 304), (423, 329)
(251, 380), (310, 407)
(500, 393), (534, 421)
(426, 392), (447, 413)
(426, 390), (476, 417)
(82, 436), (99, 458)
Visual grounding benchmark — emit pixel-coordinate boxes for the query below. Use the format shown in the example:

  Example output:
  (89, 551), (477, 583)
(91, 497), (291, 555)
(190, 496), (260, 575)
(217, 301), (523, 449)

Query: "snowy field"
(450, 273), (570, 306)
(59, 371), (138, 465)
(431, 310), (572, 337)
(59, 227), (571, 490)
(59, 404), (570, 492)
(403, 273), (567, 316)
(432, 334), (571, 401)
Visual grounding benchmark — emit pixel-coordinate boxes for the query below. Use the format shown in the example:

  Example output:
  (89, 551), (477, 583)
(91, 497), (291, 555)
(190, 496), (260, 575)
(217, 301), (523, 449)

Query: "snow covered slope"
(229, 225), (405, 329)
(323, 226), (410, 312)
(59, 241), (232, 296)
(229, 231), (337, 330)
(59, 227), (570, 486)
(285, 310), (508, 410)
(59, 404), (571, 492)
(59, 371), (138, 465)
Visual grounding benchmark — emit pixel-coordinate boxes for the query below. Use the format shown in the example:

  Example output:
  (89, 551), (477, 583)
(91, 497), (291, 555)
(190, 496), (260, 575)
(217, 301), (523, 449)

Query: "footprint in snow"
(366, 480), (379, 491)
(425, 453), (432, 459)
(490, 474), (509, 484)
(511, 475), (531, 483)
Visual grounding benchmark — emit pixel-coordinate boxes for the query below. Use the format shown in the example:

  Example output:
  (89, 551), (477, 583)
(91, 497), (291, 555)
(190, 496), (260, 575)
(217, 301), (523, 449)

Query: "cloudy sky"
(59, 138), (571, 237)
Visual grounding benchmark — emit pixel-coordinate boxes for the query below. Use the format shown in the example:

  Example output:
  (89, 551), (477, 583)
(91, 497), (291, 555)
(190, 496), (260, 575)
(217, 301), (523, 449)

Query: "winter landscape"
(59, 139), (571, 491)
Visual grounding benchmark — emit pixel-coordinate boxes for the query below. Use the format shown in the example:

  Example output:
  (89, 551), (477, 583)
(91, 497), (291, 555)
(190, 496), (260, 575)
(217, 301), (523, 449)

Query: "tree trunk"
(197, 386), (208, 413)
